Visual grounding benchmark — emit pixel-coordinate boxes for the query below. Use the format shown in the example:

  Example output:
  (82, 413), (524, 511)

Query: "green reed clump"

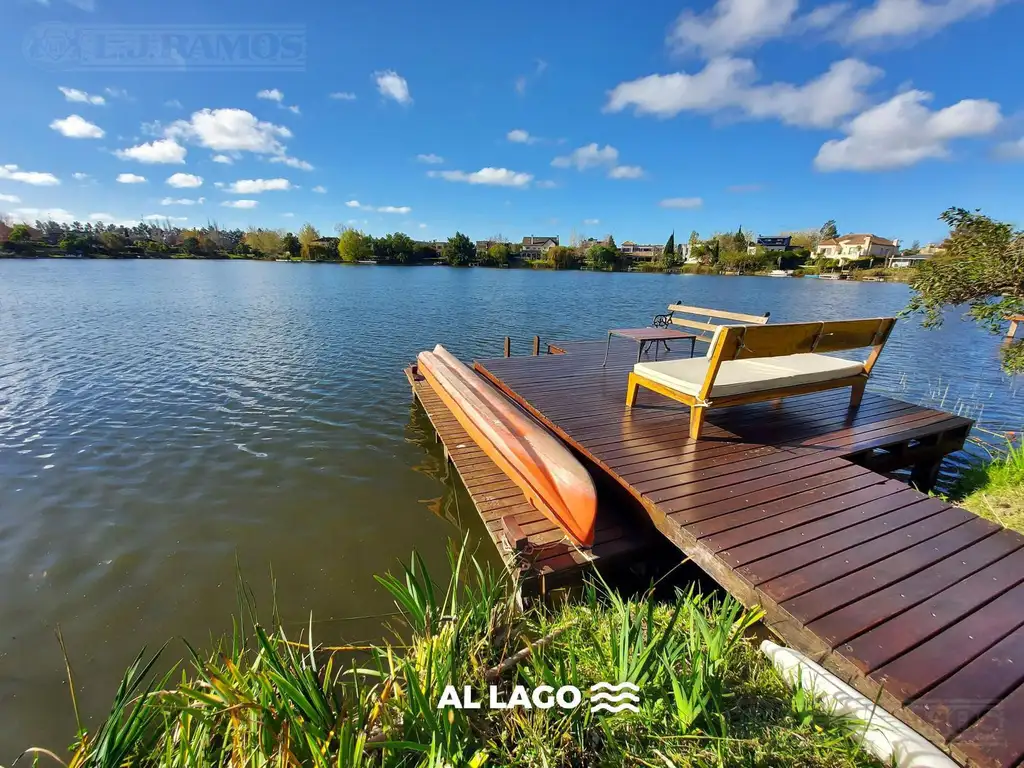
(953, 431), (1024, 534)
(13, 543), (882, 768)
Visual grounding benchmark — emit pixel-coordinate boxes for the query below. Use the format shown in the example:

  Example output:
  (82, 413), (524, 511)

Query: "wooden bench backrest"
(667, 303), (770, 343)
(698, 317), (896, 401)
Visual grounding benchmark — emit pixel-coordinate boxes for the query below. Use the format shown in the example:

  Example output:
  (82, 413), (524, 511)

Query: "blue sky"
(1, 0), (1022, 245)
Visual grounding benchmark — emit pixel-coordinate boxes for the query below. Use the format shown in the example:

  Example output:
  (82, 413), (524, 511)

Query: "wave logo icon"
(589, 682), (640, 713)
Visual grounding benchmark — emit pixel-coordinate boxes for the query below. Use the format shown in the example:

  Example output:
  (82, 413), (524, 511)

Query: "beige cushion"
(634, 353), (864, 399)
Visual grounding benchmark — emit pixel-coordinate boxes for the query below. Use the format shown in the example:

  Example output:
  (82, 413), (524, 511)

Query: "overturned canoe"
(417, 344), (597, 547)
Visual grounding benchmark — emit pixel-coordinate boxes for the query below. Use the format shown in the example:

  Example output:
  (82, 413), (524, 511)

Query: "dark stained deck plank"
(952, 680), (1024, 768)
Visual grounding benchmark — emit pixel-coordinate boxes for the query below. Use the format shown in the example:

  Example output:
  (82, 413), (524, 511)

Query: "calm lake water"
(1, 260), (1021, 756)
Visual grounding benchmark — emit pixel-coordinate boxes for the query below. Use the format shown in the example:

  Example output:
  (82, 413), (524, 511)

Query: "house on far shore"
(747, 236), (793, 255)
(619, 241), (662, 262)
(815, 233), (899, 265)
(520, 235), (559, 258)
(888, 243), (944, 268)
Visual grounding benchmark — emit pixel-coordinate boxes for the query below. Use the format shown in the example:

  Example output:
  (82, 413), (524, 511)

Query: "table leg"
(602, 332), (612, 367)
(690, 337), (697, 358)
(637, 341), (646, 364)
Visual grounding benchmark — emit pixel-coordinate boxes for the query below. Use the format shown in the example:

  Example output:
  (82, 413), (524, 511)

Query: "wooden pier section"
(409, 338), (1024, 767)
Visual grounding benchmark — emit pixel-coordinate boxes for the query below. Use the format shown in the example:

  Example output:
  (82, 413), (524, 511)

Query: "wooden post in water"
(503, 337), (511, 357)
(1007, 314), (1023, 338)
(532, 336), (540, 356)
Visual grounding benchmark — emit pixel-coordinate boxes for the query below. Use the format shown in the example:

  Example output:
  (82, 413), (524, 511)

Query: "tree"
(905, 207), (1024, 372)
(59, 232), (95, 255)
(243, 228), (285, 257)
(181, 235), (200, 255)
(8, 224), (32, 243)
(586, 244), (617, 271)
(99, 230), (126, 253)
(337, 228), (373, 262)
(547, 245), (581, 270)
(662, 232), (676, 267)
(606, 234), (617, 250)
(820, 219), (838, 240)
(731, 226), (746, 252)
(480, 242), (510, 267)
(905, 239), (921, 255)
(298, 223), (320, 259)
(442, 232), (475, 266)
(282, 232), (301, 259)
(688, 230), (700, 246)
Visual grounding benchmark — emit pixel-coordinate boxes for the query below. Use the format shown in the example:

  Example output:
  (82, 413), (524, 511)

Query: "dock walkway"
(469, 339), (1023, 768)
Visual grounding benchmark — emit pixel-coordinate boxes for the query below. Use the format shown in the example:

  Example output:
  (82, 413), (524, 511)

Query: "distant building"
(815, 234), (899, 265)
(889, 243), (944, 268)
(619, 241), (662, 261)
(414, 240), (446, 255)
(748, 236), (792, 254)
(521, 235), (559, 258)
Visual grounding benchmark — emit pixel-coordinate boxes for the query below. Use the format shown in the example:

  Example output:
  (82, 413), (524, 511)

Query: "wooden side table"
(602, 328), (697, 367)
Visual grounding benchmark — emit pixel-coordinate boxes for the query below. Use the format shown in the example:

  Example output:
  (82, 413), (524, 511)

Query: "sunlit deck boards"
(474, 340), (1024, 768)
(405, 365), (659, 599)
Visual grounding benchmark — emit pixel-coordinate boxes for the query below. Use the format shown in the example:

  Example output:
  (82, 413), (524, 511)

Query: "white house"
(815, 234), (899, 265)
(889, 243), (944, 268)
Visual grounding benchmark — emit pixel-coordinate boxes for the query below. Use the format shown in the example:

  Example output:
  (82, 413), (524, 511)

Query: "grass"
(952, 432), (1024, 534)
(12, 544), (882, 768)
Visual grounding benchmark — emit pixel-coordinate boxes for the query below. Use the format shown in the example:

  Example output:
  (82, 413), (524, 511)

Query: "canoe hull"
(417, 345), (597, 547)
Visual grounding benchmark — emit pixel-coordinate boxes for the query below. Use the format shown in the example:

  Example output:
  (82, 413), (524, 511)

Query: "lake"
(0, 260), (1021, 757)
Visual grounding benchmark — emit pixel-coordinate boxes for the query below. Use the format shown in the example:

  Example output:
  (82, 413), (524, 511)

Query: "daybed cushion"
(634, 353), (864, 399)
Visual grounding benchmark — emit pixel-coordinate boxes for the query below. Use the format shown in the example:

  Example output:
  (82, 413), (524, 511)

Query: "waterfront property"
(815, 233), (900, 265)
(410, 334), (1024, 767)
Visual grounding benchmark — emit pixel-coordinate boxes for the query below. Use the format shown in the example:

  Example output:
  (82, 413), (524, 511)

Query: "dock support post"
(910, 457), (943, 493)
(1008, 317), (1021, 338)
(532, 336), (540, 356)
(503, 337), (511, 357)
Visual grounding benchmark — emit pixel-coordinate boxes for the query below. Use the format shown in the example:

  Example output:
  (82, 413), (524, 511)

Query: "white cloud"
(552, 143), (619, 170)
(143, 214), (187, 222)
(104, 87), (129, 99)
(116, 173), (147, 183)
(330, 91), (357, 100)
(660, 197), (704, 209)
(166, 109), (291, 155)
(312, 185), (327, 193)
(668, 0), (842, 56)
(115, 138), (187, 164)
(374, 70), (412, 105)
(283, 212), (295, 217)
(583, 218), (600, 225)
(227, 178), (292, 193)
(416, 153), (445, 164)
(165, 99), (183, 109)
(166, 173), (204, 188)
(161, 196), (205, 205)
(418, 223), (428, 229)
(270, 155), (314, 171)
(212, 154), (233, 164)
(608, 165), (645, 179)
(58, 86), (105, 105)
(257, 89), (284, 102)
(996, 138), (1024, 159)
(728, 183), (764, 192)
(515, 76), (527, 95)
(346, 199), (411, 212)
(427, 167), (534, 187)
(815, 90), (1002, 171)
(50, 114), (105, 139)
(12, 207), (76, 224)
(222, 200), (258, 209)
(88, 212), (136, 226)
(507, 129), (538, 144)
(535, 180), (558, 189)
(605, 57), (882, 129)
(285, 105), (300, 114)
(0, 164), (60, 186)
(0, 193), (21, 203)
(848, 0), (1005, 41)
(72, 172), (89, 180)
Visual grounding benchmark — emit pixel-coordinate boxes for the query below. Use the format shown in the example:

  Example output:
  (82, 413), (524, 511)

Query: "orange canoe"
(417, 344), (597, 547)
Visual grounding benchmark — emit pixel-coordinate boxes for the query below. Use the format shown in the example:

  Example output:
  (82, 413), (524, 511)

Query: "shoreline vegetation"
(0, 218), (920, 282)
(952, 430), (1024, 535)
(11, 546), (882, 768)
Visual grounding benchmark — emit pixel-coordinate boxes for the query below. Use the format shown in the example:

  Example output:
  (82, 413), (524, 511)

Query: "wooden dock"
(462, 339), (1024, 768)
